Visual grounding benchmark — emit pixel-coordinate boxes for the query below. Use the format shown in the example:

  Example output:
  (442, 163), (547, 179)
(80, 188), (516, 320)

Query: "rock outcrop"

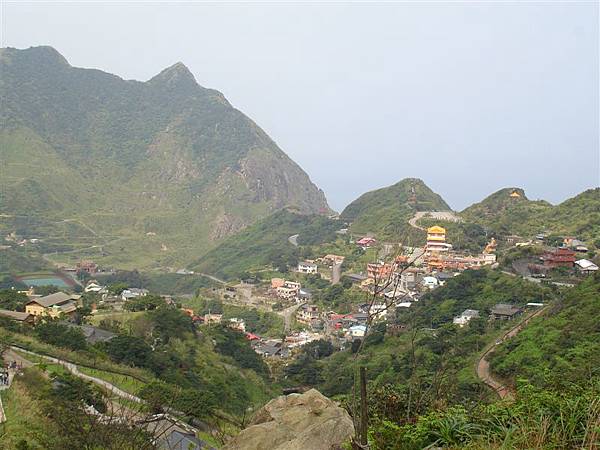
(224, 389), (354, 450)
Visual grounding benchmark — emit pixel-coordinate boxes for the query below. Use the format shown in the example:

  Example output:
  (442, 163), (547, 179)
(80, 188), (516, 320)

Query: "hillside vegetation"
(0, 46), (330, 269)
(461, 187), (600, 242)
(341, 178), (450, 242)
(193, 209), (340, 279)
(490, 271), (600, 389)
(366, 273), (600, 450)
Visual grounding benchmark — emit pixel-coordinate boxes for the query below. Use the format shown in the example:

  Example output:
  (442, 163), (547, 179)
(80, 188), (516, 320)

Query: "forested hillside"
(193, 209), (340, 279)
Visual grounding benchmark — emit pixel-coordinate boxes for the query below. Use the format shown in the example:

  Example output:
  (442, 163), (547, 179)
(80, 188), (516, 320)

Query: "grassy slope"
(340, 178), (450, 242)
(0, 370), (60, 449)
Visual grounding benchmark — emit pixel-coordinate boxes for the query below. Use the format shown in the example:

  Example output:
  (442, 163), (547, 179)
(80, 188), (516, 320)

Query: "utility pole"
(359, 366), (368, 448)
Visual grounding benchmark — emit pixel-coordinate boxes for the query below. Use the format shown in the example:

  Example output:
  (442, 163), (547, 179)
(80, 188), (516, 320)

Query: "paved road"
(197, 272), (227, 285)
(408, 211), (462, 231)
(279, 302), (305, 333)
(476, 306), (549, 399)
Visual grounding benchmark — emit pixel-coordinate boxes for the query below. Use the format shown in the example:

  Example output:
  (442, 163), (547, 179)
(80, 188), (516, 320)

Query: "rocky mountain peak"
(147, 61), (198, 91)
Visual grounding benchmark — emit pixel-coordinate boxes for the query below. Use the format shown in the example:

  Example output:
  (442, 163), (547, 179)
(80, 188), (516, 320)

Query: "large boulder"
(224, 389), (354, 450)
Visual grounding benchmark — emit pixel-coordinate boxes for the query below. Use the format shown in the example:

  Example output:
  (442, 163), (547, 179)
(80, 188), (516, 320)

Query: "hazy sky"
(2, 1), (598, 211)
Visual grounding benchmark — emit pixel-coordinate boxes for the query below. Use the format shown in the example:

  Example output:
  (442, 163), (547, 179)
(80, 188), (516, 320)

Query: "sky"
(1, 1), (598, 211)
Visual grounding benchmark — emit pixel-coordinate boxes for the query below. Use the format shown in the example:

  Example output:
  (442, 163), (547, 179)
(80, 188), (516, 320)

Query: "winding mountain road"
(476, 306), (549, 399)
(408, 211), (462, 231)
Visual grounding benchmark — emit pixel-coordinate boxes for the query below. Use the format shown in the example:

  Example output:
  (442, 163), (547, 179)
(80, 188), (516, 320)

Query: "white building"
(84, 281), (105, 293)
(276, 281), (301, 300)
(297, 261), (318, 274)
(348, 325), (367, 338)
(228, 318), (246, 332)
(422, 276), (439, 289)
(453, 309), (480, 327)
(575, 259), (599, 273)
(369, 303), (388, 320)
(121, 288), (149, 301)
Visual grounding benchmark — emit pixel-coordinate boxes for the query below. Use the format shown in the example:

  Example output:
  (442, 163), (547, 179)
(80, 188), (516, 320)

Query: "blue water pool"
(20, 276), (71, 288)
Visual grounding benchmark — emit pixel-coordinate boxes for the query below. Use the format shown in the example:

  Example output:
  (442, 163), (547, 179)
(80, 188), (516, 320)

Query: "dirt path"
(476, 306), (549, 399)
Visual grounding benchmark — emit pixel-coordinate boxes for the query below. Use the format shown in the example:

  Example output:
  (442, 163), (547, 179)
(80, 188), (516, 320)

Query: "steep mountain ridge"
(0, 46), (330, 268)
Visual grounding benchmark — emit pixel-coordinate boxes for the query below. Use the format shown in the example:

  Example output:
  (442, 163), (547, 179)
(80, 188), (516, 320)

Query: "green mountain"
(193, 208), (340, 279)
(0, 46), (330, 269)
(461, 187), (600, 242)
(340, 178), (450, 241)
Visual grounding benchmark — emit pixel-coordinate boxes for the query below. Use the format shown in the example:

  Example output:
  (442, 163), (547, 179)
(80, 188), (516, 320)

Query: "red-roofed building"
(542, 248), (576, 268)
(357, 237), (376, 247)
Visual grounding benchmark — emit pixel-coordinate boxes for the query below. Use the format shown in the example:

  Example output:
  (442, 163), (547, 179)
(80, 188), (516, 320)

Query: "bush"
(35, 322), (87, 351)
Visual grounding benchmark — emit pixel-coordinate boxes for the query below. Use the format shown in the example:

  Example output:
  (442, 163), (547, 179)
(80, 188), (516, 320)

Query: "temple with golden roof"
(426, 225), (452, 252)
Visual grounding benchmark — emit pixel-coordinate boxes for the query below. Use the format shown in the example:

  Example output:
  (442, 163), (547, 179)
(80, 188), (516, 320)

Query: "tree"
(212, 326), (268, 375)
(0, 289), (28, 311)
(35, 322), (87, 351)
(102, 335), (153, 368)
(33, 285), (59, 296)
(148, 307), (194, 344)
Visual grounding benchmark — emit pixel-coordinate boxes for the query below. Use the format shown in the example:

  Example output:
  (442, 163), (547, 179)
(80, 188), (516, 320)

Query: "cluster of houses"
(270, 278), (311, 302)
(529, 245), (598, 274)
(294, 303), (393, 340)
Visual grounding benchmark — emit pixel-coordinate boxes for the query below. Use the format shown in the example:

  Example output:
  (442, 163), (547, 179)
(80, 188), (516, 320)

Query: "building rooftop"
(491, 303), (521, 316)
(0, 309), (31, 321)
(64, 323), (117, 344)
(163, 430), (213, 450)
(27, 292), (76, 308)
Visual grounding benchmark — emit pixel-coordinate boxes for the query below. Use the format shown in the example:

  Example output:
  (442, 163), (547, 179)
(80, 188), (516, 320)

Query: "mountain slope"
(461, 187), (600, 241)
(340, 178), (450, 241)
(0, 46), (330, 268)
(194, 208), (339, 279)
(490, 271), (600, 389)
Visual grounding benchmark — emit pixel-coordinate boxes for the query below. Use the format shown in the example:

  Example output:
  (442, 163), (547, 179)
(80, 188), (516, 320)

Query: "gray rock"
(224, 389), (354, 450)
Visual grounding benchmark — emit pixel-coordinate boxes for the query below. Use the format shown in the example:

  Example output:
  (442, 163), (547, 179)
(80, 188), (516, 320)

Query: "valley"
(0, 44), (598, 450)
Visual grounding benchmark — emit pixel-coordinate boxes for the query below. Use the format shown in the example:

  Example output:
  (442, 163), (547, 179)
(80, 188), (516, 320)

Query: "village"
(2, 215), (596, 369)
